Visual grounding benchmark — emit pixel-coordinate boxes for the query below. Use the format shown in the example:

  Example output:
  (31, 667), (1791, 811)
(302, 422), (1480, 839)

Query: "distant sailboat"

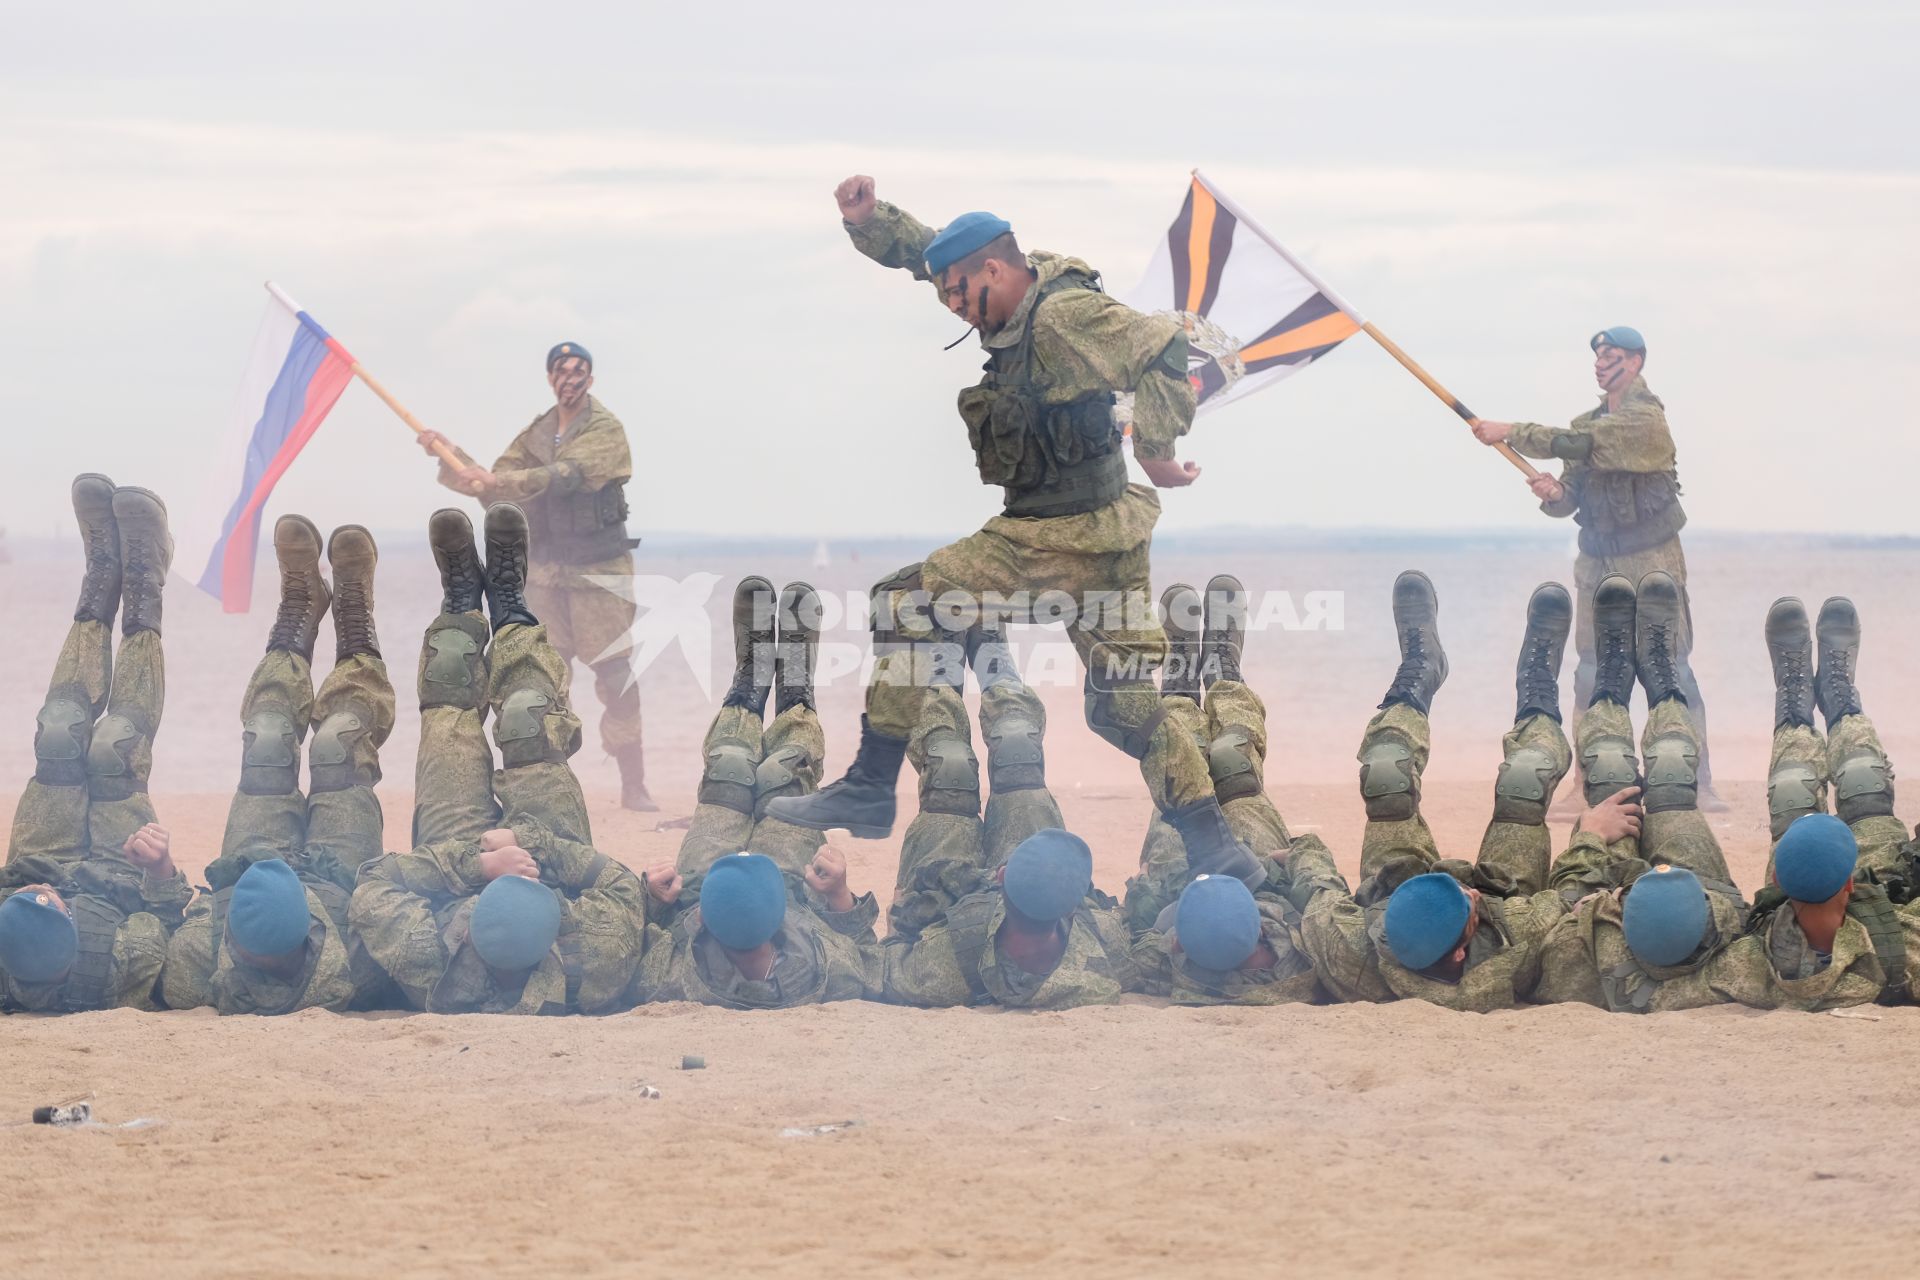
(811, 540), (831, 570)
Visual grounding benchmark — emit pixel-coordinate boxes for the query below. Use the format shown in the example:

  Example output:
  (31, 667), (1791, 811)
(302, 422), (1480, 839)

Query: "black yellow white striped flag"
(1126, 170), (1362, 412)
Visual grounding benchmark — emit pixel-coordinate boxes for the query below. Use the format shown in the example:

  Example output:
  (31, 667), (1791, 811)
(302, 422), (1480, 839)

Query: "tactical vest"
(59, 896), (125, 1012)
(527, 481), (635, 567)
(1573, 470), (1686, 558)
(955, 270), (1128, 519)
(1750, 883), (1910, 1005)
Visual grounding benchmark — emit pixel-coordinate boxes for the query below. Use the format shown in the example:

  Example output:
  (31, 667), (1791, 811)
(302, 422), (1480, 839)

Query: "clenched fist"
(804, 844), (855, 913)
(123, 823), (175, 879)
(835, 174), (877, 226)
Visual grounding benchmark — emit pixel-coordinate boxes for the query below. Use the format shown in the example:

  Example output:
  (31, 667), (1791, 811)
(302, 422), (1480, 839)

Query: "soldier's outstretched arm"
(836, 175), (939, 282)
(487, 412), (634, 505)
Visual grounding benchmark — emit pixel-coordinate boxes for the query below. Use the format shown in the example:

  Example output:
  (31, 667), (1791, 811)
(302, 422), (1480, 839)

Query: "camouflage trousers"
(414, 612), (591, 850)
(1765, 712), (1904, 884)
(1578, 697), (1732, 886)
(1570, 536), (1713, 790)
(528, 554), (642, 759)
(1124, 681), (1293, 928)
(889, 675), (1066, 936)
(221, 649), (393, 883)
(1357, 703), (1571, 894)
(864, 496), (1214, 817)
(9, 618), (165, 873)
(676, 704), (826, 878)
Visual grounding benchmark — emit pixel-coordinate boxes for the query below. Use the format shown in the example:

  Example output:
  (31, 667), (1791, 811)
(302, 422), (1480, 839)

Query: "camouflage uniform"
(848, 202), (1215, 818)
(3, 616), (188, 1011)
(1507, 376), (1711, 786)
(1129, 857), (1321, 1006)
(875, 661), (1141, 1009)
(348, 616), (648, 1014)
(163, 646), (396, 1014)
(1694, 707), (1920, 1011)
(1282, 704), (1592, 1010)
(439, 397), (643, 768)
(1528, 697), (1746, 1012)
(675, 703), (827, 879)
(626, 871), (883, 1009)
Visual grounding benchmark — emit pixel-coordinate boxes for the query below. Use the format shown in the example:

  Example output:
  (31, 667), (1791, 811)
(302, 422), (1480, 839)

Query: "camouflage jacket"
(1705, 891), (1920, 1011)
(880, 887), (1142, 1009)
(847, 202), (1194, 461)
(0, 853), (190, 1012)
(163, 876), (368, 1016)
(1508, 377), (1685, 550)
(627, 889), (882, 1009)
(1286, 836), (1574, 1011)
(1530, 854), (1749, 1012)
(1130, 872), (1321, 1006)
(348, 819), (648, 1015)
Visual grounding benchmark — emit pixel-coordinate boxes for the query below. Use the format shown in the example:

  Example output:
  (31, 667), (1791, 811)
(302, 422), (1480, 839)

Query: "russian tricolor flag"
(182, 283), (357, 612)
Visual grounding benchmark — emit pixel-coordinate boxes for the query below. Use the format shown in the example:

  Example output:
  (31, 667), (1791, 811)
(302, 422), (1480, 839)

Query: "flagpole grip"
(349, 362), (466, 470)
(1359, 322), (1540, 481)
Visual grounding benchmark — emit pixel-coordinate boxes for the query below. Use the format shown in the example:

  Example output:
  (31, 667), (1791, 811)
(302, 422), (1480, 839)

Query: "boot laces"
(270, 570), (315, 648)
(1644, 622), (1677, 689)
(1385, 628), (1430, 701)
(1519, 635), (1558, 710)
(336, 580), (374, 652)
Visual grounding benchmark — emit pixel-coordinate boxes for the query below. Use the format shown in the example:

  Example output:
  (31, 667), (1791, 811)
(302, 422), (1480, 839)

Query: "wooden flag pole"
(1190, 171), (1541, 483)
(262, 281), (468, 472)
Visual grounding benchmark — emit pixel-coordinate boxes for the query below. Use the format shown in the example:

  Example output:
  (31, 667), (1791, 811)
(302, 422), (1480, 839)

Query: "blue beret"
(546, 342), (592, 372)
(1175, 874), (1262, 971)
(1775, 813), (1858, 903)
(1590, 326), (1646, 354)
(1622, 866), (1710, 967)
(700, 853), (788, 951)
(469, 875), (563, 971)
(0, 891), (78, 984)
(1383, 873), (1472, 971)
(227, 859), (311, 958)
(924, 212), (1013, 276)
(1002, 828), (1093, 922)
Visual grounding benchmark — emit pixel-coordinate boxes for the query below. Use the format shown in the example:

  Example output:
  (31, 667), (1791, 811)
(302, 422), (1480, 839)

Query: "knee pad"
(1207, 728), (1260, 803)
(1359, 739), (1417, 822)
(919, 727), (981, 817)
(1492, 746), (1557, 826)
(495, 689), (557, 768)
(85, 713), (142, 800)
(1642, 735), (1699, 813)
(240, 707), (299, 796)
(422, 627), (483, 710)
(986, 715), (1046, 793)
(309, 710), (370, 793)
(1581, 736), (1639, 807)
(1766, 762), (1820, 839)
(753, 744), (813, 805)
(698, 739), (759, 814)
(33, 696), (91, 787)
(1834, 754), (1896, 824)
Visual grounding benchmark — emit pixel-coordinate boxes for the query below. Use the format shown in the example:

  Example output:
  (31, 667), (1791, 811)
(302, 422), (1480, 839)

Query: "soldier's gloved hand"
(1528, 474), (1566, 504)
(479, 841), (540, 883)
(805, 845), (856, 914)
(1581, 786), (1644, 845)
(122, 823), (175, 879)
(641, 862), (682, 907)
(834, 174), (877, 225)
(1139, 457), (1201, 489)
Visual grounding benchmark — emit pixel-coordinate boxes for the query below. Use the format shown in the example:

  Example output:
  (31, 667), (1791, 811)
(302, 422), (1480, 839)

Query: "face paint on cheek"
(975, 285), (989, 329)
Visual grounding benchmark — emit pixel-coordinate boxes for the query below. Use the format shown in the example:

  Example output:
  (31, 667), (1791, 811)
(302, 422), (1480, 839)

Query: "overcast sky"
(3, 1), (1916, 547)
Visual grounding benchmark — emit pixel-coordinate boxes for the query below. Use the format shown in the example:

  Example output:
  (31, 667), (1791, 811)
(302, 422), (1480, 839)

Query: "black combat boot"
(429, 508), (485, 615)
(1378, 570), (1447, 713)
(112, 487), (172, 637)
(482, 503), (537, 632)
(1635, 571), (1689, 708)
(1515, 582), (1571, 723)
(71, 474), (121, 627)
(763, 715), (908, 839)
(1202, 573), (1246, 688)
(1814, 596), (1863, 725)
(775, 581), (820, 717)
(724, 576), (776, 714)
(1589, 574), (1637, 707)
(328, 526), (380, 660)
(1765, 596), (1814, 730)
(1159, 583), (1203, 703)
(1165, 796), (1264, 888)
(267, 515), (330, 658)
